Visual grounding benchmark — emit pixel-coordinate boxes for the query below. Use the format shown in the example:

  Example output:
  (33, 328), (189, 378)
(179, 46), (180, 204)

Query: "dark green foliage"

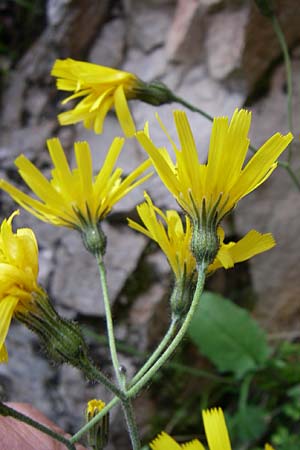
(188, 291), (270, 378)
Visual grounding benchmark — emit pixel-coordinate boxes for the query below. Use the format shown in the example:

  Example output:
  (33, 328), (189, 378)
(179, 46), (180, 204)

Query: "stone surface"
(126, 3), (173, 53)
(243, 0), (300, 91)
(52, 223), (147, 317)
(88, 18), (126, 68)
(166, 0), (204, 63)
(206, 6), (250, 81)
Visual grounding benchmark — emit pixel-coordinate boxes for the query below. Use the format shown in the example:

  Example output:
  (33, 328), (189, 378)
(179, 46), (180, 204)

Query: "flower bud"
(16, 290), (89, 368)
(133, 80), (175, 106)
(86, 399), (109, 450)
(81, 223), (107, 257)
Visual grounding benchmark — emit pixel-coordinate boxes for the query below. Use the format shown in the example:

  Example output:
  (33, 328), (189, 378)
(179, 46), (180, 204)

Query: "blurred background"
(0, 0), (300, 448)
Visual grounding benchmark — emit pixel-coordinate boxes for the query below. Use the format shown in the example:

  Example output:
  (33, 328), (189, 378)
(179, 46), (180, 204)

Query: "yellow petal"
(0, 296), (19, 351)
(232, 132), (293, 200)
(264, 444), (275, 450)
(150, 432), (181, 450)
(202, 408), (232, 450)
(114, 85), (136, 137)
(0, 343), (8, 363)
(181, 440), (206, 450)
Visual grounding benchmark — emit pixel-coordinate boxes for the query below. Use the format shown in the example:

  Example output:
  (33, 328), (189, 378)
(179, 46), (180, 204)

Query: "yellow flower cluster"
(0, 57), (293, 365)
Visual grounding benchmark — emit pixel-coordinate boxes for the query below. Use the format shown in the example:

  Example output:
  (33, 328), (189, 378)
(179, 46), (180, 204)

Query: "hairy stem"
(127, 263), (207, 398)
(129, 318), (178, 387)
(96, 254), (123, 387)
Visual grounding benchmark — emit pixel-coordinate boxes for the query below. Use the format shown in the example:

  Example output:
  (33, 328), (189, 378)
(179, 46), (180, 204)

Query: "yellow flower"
(0, 211), (43, 363)
(128, 192), (195, 281)
(51, 58), (140, 137)
(0, 137), (152, 231)
(207, 227), (275, 273)
(136, 109), (293, 225)
(150, 407), (275, 450)
(86, 399), (106, 419)
(128, 193), (275, 278)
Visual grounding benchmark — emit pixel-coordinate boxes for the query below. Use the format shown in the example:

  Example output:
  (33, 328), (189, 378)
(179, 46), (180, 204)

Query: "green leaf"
(227, 405), (267, 444)
(188, 291), (270, 378)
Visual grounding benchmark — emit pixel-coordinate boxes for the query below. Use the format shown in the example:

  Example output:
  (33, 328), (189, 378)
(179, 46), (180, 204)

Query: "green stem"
(96, 254), (123, 387)
(96, 254), (141, 448)
(279, 161), (300, 190)
(71, 264), (207, 445)
(80, 357), (125, 400)
(129, 318), (178, 387)
(271, 15), (293, 162)
(70, 397), (120, 444)
(127, 263), (207, 398)
(84, 328), (233, 383)
(238, 373), (253, 412)
(122, 400), (141, 450)
(170, 93), (214, 122)
(0, 402), (75, 450)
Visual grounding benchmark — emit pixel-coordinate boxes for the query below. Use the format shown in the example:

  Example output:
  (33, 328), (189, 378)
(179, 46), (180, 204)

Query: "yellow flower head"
(128, 194), (275, 278)
(0, 137), (152, 231)
(0, 211), (42, 363)
(136, 109), (293, 225)
(51, 58), (141, 137)
(86, 399), (106, 419)
(128, 192), (195, 281)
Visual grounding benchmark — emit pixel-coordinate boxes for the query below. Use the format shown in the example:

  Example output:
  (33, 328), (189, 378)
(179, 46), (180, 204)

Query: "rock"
(0, 324), (55, 419)
(126, 3), (174, 53)
(242, 0), (300, 91)
(166, 0), (203, 63)
(88, 18), (126, 68)
(0, 121), (56, 169)
(206, 6), (250, 81)
(52, 223), (147, 317)
(0, 71), (26, 129)
(122, 46), (168, 82)
(24, 87), (49, 126)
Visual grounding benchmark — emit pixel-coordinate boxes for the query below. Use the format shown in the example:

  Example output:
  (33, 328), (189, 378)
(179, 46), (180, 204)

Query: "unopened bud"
(81, 223), (107, 257)
(86, 399), (109, 450)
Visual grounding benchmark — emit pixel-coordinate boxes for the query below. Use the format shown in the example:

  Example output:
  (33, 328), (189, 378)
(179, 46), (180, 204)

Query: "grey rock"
(165, 0), (204, 63)
(24, 87), (49, 126)
(88, 18), (126, 68)
(206, 6), (250, 80)
(0, 71), (26, 129)
(122, 46), (168, 82)
(126, 3), (174, 53)
(52, 223), (147, 317)
(0, 324), (55, 418)
(242, 0), (300, 91)
(47, 0), (73, 26)
(0, 121), (56, 169)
